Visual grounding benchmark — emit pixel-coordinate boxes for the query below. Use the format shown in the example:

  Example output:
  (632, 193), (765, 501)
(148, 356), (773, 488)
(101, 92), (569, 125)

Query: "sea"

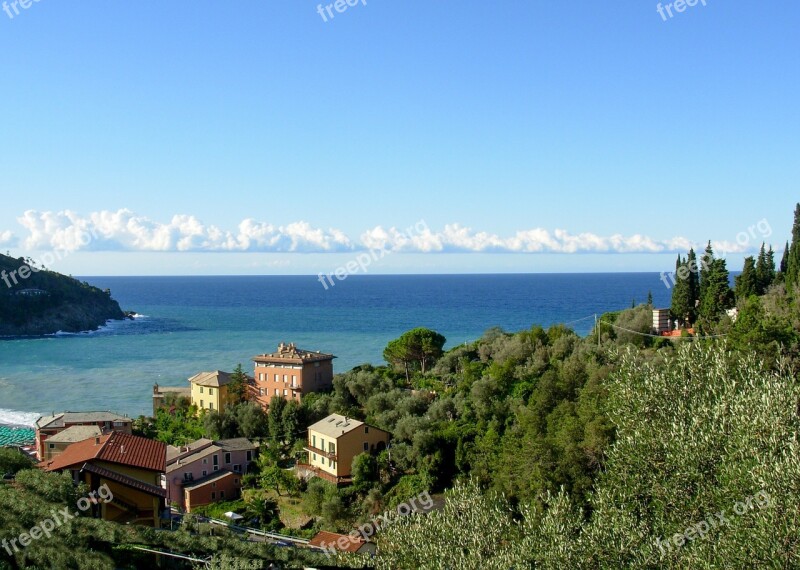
(0, 274), (672, 425)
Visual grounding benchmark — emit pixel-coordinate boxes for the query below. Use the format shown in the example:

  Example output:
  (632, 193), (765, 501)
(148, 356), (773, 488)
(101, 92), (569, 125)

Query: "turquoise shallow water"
(0, 274), (671, 423)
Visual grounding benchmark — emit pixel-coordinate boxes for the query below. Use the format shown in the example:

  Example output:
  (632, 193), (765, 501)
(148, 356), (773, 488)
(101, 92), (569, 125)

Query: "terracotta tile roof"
(36, 411), (131, 429)
(309, 531), (367, 553)
(41, 432), (166, 473)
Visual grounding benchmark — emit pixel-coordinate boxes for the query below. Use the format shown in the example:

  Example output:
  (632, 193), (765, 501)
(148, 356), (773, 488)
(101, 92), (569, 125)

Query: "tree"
(227, 363), (249, 403)
(686, 247), (700, 310)
(755, 243), (775, 294)
(383, 328), (447, 381)
(267, 396), (288, 446)
(670, 256), (693, 326)
(735, 256), (758, 301)
(785, 203), (800, 292)
(698, 245), (733, 322)
(351, 452), (379, 489)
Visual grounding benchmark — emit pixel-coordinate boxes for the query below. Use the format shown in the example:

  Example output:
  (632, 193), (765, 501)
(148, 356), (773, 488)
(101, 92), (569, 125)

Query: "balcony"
(303, 444), (337, 461)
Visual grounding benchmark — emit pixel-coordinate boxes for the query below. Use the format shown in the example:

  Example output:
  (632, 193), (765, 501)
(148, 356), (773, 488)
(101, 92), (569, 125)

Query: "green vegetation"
(12, 204), (800, 567)
(0, 252), (125, 335)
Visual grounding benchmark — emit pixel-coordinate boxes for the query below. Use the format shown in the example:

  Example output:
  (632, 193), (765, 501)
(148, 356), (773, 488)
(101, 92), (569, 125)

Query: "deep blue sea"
(0, 274), (672, 423)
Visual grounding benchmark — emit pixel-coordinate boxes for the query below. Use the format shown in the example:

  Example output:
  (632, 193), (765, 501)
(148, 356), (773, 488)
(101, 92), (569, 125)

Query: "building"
(35, 411), (132, 461)
(189, 371), (237, 414)
(252, 343), (335, 408)
(652, 308), (672, 334)
(164, 437), (257, 511)
(152, 383), (192, 415)
(14, 288), (49, 297)
(41, 425), (102, 461)
(309, 530), (375, 556)
(304, 414), (389, 485)
(40, 432), (167, 527)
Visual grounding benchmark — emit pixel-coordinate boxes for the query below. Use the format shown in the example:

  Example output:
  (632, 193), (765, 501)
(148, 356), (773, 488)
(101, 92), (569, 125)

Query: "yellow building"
(189, 370), (235, 414)
(41, 432), (167, 527)
(304, 414), (390, 484)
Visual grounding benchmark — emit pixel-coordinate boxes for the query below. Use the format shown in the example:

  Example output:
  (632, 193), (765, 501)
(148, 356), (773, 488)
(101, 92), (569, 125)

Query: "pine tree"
(736, 256), (758, 301)
(786, 203), (800, 293)
(647, 290), (653, 306)
(754, 243), (775, 294)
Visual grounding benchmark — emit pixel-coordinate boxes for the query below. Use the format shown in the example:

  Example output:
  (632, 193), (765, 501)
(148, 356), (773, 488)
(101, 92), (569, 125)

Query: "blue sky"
(0, 1), (797, 275)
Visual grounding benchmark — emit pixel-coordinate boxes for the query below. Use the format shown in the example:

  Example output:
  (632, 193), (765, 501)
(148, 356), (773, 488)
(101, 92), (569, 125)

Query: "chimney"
(120, 445), (125, 455)
(95, 437), (100, 445)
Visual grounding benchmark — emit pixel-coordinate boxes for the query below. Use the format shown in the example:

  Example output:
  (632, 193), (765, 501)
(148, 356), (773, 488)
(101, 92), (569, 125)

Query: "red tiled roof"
(41, 432), (166, 473)
(309, 530), (366, 553)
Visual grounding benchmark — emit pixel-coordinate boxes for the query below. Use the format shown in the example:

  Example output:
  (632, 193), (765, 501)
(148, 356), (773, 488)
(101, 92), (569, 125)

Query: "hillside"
(0, 253), (126, 336)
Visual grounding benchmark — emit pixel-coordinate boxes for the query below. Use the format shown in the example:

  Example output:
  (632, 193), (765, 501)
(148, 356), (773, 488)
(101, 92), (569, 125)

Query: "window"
(234, 479), (239, 486)
(234, 464), (241, 472)
(225, 453), (231, 464)
(292, 375), (296, 383)
(283, 389), (288, 396)
(209, 388), (214, 395)
(211, 492), (216, 500)
(364, 442), (369, 451)
(49, 443), (55, 449)
(274, 374), (279, 381)
(200, 400), (204, 407)
(365, 426), (369, 434)
(312, 453), (317, 461)
(203, 458), (207, 465)
(274, 389), (279, 396)
(209, 402), (214, 410)
(320, 438), (325, 450)
(212, 482), (217, 488)
(283, 375), (288, 382)
(184, 473), (193, 482)
(329, 442), (335, 454)
(246, 451), (252, 462)
(113, 421), (125, 427)
(259, 388), (264, 396)
(220, 491), (225, 499)
(214, 466), (219, 471)
(200, 387), (204, 394)
(202, 470), (207, 476)
(312, 435), (316, 448)
(213, 455), (219, 466)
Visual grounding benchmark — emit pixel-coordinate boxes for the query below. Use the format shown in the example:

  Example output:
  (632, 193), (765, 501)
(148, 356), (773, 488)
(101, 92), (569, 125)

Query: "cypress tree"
(736, 256), (758, 301)
(754, 243), (775, 294)
(786, 203), (800, 292)
(699, 257), (733, 322)
(699, 242), (714, 306)
(686, 248), (700, 319)
(780, 241), (789, 274)
(671, 255), (693, 326)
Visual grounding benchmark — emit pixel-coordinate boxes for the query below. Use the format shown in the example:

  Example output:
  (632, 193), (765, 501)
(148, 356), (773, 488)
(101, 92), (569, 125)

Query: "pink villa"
(164, 437), (258, 511)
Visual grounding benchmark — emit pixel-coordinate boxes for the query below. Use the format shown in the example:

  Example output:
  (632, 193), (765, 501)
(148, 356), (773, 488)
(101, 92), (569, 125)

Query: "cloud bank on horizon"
(0, 209), (755, 256)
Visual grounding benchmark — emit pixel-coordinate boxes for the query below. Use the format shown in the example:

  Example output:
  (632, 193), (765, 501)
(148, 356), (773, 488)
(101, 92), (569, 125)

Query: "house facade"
(35, 411), (132, 461)
(304, 414), (389, 484)
(42, 425), (101, 461)
(164, 437), (257, 511)
(252, 343), (335, 409)
(189, 371), (235, 414)
(41, 432), (167, 527)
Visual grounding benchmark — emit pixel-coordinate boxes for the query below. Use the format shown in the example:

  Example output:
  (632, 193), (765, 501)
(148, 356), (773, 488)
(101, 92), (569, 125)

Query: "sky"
(0, 1), (798, 275)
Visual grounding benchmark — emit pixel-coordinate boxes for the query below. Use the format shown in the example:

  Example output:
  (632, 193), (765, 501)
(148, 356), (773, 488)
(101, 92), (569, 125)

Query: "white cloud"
(361, 223), (704, 254)
(3, 209), (743, 255)
(0, 230), (16, 247)
(15, 210), (354, 253)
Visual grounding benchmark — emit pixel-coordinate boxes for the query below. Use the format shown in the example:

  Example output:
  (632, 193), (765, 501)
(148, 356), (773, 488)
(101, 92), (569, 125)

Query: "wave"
(0, 408), (40, 427)
(48, 314), (151, 337)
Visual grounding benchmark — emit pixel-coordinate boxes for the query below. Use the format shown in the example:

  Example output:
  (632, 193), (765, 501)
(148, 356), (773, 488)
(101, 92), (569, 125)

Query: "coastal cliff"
(0, 253), (126, 336)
